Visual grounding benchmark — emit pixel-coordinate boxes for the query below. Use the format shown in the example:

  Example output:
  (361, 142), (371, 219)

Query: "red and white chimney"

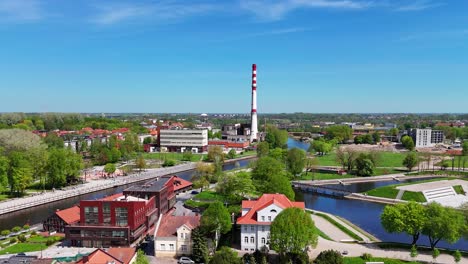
(250, 64), (258, 142)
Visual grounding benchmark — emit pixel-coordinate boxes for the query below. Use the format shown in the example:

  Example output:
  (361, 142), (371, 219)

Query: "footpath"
(0, 163), (197, 215)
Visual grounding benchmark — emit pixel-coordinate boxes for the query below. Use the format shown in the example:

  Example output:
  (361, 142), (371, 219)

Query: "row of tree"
(381, 201), (468, 249)
(0, 129), (83, 195)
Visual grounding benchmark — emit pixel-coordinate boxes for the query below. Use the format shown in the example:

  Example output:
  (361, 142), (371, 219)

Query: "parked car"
(191, 190), (199, 195)
(178, 257), (195, 264)
(342, 250), (348, 255)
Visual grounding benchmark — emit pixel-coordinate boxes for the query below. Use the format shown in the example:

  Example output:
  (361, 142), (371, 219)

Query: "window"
(262, 238), (266, 244)
(84, 207), (99, 224)
(261, 216), (265, 221)
(112, 231), (125, 238)
(270, 209), (277, 213)
(268, 216), (271, 221)
(250, 237), (255, 243)
(243, 225), (247, 231)
(261, 226), (265, 232)
(244, 237), (248, 243)
(181, 245), (188, 252)
(169, 244), (175, 251)
(161, 244), (165, 250)
(250, 226), (254, 231)
(103, 203), (111, 224)
(115, 207), (128, 226)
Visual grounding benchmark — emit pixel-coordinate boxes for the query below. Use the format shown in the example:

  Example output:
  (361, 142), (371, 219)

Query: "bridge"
(292, 181), (352, 198)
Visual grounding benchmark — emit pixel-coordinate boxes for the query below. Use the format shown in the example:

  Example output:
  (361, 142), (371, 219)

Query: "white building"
(409, 128), (445, 148)
(236, 194), (305, 252)
(155, 213), (200, 257)
(159, 129), (208, 153)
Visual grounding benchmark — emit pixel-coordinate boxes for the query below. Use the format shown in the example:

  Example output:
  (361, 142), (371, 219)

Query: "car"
(341, 250), (349, 255)
(178, 257), (195, 264)
(191, 190), (199, 195)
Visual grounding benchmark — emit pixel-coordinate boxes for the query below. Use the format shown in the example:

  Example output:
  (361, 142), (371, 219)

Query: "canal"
(289, 138), (468, 250)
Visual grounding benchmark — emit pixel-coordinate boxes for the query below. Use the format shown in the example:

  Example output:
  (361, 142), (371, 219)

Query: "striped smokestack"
(250, 64), (258, 142)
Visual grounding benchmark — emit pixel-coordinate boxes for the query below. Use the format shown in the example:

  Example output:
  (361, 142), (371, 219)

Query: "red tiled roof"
(99, 193), (124, 201)
(76, 249), (123, 264)
(157, 213), (200, 237)
(56, 206), (80, 225)
(106, 247), (136, 264)
(236, 194), (305, 225)
(172, 176), (193, 192)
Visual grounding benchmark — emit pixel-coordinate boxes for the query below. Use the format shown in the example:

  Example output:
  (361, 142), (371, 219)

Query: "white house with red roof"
(237, 194), (305, 252)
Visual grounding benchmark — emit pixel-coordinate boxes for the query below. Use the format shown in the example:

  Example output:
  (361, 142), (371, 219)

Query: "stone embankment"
(0, 163), (197, 215)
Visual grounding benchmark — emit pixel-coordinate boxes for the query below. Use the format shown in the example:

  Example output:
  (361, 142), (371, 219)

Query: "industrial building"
(158, 129), (208, 153)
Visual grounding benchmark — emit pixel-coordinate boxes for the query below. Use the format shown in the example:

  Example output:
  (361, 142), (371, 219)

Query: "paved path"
(0, 163), (197, 215)
(311, 214), (353, 242)
(310, 237), (468, 264)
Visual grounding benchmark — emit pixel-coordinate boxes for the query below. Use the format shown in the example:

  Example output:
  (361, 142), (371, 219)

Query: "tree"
(251, 157), (295, 200)
(422, 202), (465, 249)
(227, 149), (237, 159)
(269, 148), (287, 161)
(325, 125), (352, 142)
(200, 201), (231, 247)
(208, 146), (224, 174)
(270, 207), (317, 256)
(135, 154), (146, 172)
(335, 147), (358, 171)
(463, 141), (468, 156)
(135, 249), (149, 264)
(43, 133), (64, 149)
(7, 151), (33, 195)
(403, 152), (418, 172)
(381, 201), (427, 245)
(191, 227), (209, 264)
(401, 135), (415, 151)
(372, 132), (381, 144)
(182, 150), (193, 161)
(209, 247), (241, 264)
(286, 148), (306, 176)
(355, 154), (374, 176)
(432, 248), (440, 261)
(309, 140), (331, 156)
(454, 250), (462, 263)
(314, 250), (343, 264)
(216, 172), (255, 200)
(46, 148), (83, 188)
(104, 163), (116, 175)
(265, 126), (288, 149)
(142, 137), (152, 144)
(410, 245), (418, 258)
(256, 142), (269, 158)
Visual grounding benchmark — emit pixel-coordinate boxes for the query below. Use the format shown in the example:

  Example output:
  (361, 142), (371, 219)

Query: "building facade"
(236, 194), (305, 252)
(158, 129), (208, 153)
(409, 128), (444, 148)
(155, 213), (201, 257)
(43, 206), (80, 233)
(65, 194), (158, 247)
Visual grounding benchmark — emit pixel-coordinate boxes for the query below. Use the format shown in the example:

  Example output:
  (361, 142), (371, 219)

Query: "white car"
(178, 257), (195, 264)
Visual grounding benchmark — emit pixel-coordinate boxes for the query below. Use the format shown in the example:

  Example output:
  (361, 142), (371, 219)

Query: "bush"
(410, 245), (418, 258)
(1, 230), (10, 236)
(9, 237), (17, 244)
(30, 230), (37, 236)
(162, 159), (176, 167)
(361, 253), (372, 261)
(17, 234), (27, 243)
(23, 224), (30, 230)
(314, 250), (343, 264)
(46, 238), (55, 246)
(454, 250), (462, 263)
(11, 226), (21, 233)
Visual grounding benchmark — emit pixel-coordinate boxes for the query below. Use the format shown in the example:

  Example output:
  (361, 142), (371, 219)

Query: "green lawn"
(454, 185), (466, 195)
(142, 152), (205, 162)
(234, 150), (256, 158)
(311, 212), (363, 241)
(366, 186), (399, 199)
(315, 151), (406, 168)
(344, 257), (421, 264)
(314, 226), (332, 241)
(298, 172), (355, 181)
(27, 235), (62, 243)
(193, 191), (228, 202)
(0, 194), (9, 202)
(0, 243), (47, 255)
(401, 191), (427, 202)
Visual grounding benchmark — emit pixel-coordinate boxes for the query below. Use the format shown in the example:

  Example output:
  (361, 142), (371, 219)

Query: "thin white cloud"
(0, 0), (43, 22)
(240, 0), (372, 21)
(395, 0), (443, 11)
(91, 1), (218, 25)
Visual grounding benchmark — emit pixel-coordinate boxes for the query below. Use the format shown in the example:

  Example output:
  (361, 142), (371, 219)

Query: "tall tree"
(46, 148), (83, 188)
(381, 201), (427, 245)
(104, 163), (117, 175)
(335, 147), (358, 171)
(191, 227), (209, 264)
(7, 151), (33, 195)
(256, 142), (269, 158)
(403, 152), (419, 172)
(270, 207), (317, 256)
(135, 249), (149, 264)
(251, 157), (295, 199)
(200, 201), (232, 247)
(401, 135), (415, 151)
(209, 247), (241, 264)
(286, 148), (306, 176)
(135, 154), (146, 172)
(324, 125), (352, 142)
(43, 133), (64, 149)
(354, 154), (374, 176)
(422, 202), (465, 249)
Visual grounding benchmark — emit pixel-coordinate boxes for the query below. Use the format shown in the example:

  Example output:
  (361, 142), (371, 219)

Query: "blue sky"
(0, 0), (467, 113)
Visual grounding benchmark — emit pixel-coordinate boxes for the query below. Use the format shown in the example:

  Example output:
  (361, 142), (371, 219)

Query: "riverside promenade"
(0, 163), (197, 216)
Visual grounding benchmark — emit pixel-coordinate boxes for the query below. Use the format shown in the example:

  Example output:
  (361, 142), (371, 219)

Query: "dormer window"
(270, 209), (277, 213)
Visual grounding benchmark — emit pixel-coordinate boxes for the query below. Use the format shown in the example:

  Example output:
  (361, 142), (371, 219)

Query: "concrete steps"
(423, 186), (456, 202)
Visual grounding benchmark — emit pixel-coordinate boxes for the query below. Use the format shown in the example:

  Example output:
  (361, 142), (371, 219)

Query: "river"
(288, 138), (468, 250)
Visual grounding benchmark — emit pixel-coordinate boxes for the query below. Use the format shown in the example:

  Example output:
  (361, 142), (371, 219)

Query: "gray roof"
(124, 176), (171, 193)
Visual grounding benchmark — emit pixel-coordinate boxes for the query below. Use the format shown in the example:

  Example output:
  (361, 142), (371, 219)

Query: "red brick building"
(65, 193), (158, 248)
(43, 205), (80, 233)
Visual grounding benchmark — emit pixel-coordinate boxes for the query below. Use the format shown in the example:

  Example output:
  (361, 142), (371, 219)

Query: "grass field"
(401, 191), (427, 202)
(0, 243), (47, 255)
(311, 212), (363, 241)
(193, 191), (228, 202)
(344, 257), (421, 264)
(298, 172), (355, 181)
(315, 151), (407, 168)
(366, 186), (400, 199)
(27, 235), (62, 243)
(453, 185), (466, 195)
(142, 152), (205, 162)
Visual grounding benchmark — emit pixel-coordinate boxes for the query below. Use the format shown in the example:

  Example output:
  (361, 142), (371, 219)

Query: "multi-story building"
(43, 205), (80, 233)
(155, 212), (201, 257)
(123, 175), (192, 215)
(236, 194), (305, 252)
(65, 193), (158, 247)
(158, 129), (208, 153)
(409, 128), (444, 148)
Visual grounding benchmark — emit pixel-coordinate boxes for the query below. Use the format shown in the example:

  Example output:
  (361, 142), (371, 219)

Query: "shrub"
(162, 159), (176, 167)
(46, 238), (55, 246)
(432, 248), (440, 260)
(30, 230), (37, 235)
(314, 250), (343, 264)
(23, 224), (30, 230)
(410, 245), (418, 258)
(11, 226), (21, 233)
(17, 234), (27, 243)
(1, 230), (10, 236)
(361, 253), (372, 261)
(9, 237), (17, 244)
(454, 250), (462, 263)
